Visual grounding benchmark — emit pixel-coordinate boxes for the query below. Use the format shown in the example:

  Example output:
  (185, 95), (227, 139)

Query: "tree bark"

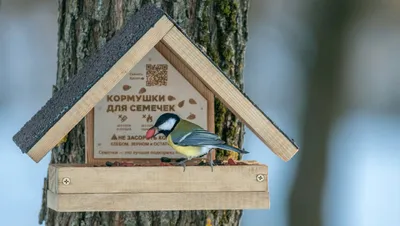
(39, 0), (249, 225)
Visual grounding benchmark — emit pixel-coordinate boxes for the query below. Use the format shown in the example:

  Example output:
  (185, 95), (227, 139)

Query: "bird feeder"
(12, 4), (298, 212)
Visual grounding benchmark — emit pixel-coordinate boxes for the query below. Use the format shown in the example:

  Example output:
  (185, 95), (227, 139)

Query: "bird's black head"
(145, 113), (181, 139)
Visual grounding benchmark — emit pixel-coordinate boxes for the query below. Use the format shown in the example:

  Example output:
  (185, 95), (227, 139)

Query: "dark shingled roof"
(13, 4), (299, 156)
(12, 4), (165, 153)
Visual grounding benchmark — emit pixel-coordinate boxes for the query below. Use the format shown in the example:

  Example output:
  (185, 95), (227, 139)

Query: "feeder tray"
(47, 161), (269, 212)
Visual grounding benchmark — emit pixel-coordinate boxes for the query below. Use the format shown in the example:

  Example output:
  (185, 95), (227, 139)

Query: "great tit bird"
(145, 113), (249, 171)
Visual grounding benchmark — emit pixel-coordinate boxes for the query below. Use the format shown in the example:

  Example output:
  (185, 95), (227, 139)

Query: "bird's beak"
(146, 126), (158, 139)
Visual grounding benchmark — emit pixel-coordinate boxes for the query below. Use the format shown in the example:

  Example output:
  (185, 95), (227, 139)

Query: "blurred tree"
(38, 0), (249, 225)
(289, 0), (355, 226)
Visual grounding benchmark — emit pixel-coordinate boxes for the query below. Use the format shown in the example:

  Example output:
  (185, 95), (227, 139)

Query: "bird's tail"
(212, 144), (249, 154)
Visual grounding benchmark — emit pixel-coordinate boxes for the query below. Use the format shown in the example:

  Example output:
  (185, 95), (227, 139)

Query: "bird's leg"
(174, 158), (189, 172)
(208, 150), (214, 172)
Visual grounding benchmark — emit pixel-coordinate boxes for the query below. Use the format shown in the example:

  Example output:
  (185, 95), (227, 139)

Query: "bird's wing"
(172, 128), (226, 146)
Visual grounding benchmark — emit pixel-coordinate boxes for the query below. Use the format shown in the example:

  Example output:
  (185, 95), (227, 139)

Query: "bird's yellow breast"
(167, 134), (203, 159)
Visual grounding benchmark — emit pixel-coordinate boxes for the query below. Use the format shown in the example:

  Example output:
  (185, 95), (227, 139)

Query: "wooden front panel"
(48, 163), (268, 194)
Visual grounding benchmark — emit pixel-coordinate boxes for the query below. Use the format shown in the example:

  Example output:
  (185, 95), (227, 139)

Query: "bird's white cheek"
(159, 118), (176, 131)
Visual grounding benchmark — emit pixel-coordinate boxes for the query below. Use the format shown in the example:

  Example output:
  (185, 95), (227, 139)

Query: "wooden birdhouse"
(12, 4), (298, 212)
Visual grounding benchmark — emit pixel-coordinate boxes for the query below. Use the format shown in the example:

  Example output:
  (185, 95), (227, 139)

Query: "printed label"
(93, 48), (208, 159)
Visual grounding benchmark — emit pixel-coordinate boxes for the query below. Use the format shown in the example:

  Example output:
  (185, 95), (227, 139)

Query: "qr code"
(146, 64), (168, 86)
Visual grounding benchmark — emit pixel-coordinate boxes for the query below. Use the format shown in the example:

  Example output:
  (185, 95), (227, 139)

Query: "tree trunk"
(39, 0), (249, 225)
(289, 0), (354, 226)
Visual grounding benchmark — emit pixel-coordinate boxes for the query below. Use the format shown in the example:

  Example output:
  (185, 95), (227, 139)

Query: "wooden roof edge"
(12, 4), (171, 162)
(172, 23), (299, 148)
(12, 3), (299, 163)
(161, 27), (299, 161)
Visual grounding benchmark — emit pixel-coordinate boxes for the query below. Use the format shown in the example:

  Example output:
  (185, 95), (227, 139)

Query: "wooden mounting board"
(47, 190), (270, 212)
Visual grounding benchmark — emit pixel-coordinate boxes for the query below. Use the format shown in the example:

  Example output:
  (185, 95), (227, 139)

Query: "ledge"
(47, 161), (270, 211)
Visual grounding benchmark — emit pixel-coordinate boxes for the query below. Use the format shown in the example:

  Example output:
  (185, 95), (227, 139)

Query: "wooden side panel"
(161, 27), (299, 162)
(47, 190), (59, 211)
(26, 16), (174, 163)
(48, 165), (57, 193)
(47, 190), (270, 212)
(48, 163), (268, 194)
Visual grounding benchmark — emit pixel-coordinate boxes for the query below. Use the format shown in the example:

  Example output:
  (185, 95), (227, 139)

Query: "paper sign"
(93, 48), (208, 159)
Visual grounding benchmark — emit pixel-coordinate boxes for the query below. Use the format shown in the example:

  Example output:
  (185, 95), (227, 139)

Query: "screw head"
(256, 174), (265, 182)
(62, 177), (71, 185)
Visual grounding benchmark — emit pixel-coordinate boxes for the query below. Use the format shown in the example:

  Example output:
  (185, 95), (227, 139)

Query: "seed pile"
(91, 157), (243, 167)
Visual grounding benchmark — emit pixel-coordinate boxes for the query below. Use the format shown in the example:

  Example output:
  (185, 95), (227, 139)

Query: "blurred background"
(1, 0), (399, 225)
